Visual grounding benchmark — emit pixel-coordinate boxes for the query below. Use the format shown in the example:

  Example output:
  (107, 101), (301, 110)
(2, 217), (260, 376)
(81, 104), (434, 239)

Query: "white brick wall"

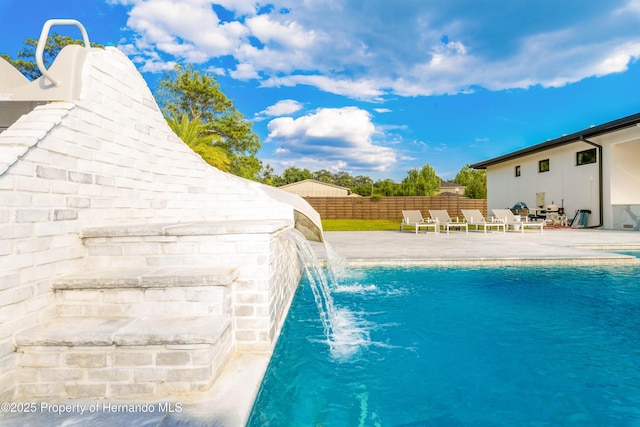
(0, 46), (307, 398)
(16, 337), (234, 398)
(233, 230), (302, 351)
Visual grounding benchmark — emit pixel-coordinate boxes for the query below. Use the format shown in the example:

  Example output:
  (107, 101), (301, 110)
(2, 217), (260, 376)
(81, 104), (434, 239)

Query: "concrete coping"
(52, 266), (239, 290)
(81, 220), (292, 238)
(15, 315), (230, 347)
(340, 257), (640, 267)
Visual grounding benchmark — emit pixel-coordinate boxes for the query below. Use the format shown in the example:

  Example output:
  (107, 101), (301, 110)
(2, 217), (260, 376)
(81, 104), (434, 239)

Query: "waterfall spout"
(287, 229), (337, 346)
(286, 229), (370, 359)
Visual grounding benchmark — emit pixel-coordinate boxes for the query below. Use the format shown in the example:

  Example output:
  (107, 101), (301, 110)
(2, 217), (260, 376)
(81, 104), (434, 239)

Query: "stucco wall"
(609, 141), (640, 205)
(486, 140), (600, 225)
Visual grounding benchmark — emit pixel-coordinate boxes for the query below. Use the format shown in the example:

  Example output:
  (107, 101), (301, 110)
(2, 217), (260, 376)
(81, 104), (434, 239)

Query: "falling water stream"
(286, 229), (368, 357)
(287, 229), (337, 344)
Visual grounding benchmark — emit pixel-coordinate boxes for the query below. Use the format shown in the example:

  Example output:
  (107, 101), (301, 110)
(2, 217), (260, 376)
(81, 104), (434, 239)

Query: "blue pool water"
(248, 265), (640, 426)
(612, 250), (640, 258)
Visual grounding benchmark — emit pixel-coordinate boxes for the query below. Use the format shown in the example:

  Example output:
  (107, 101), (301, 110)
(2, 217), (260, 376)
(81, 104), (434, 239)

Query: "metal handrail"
(36, 19), (90, 87)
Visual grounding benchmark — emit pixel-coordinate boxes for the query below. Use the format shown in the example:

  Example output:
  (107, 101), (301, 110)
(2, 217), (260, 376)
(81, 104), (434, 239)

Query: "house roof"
(470, 112), (640, 169)
(278, 179), (350, 191)
(440, 181), (465, 189)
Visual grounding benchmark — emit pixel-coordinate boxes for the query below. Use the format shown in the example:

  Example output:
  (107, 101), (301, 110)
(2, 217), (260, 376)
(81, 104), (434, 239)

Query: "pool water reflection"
(248, 265), (640, 426)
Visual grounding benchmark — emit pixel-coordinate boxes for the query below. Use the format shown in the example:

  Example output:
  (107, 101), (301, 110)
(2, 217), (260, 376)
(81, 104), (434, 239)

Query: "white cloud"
(122, 45), (177, 72)
(428, 40), (468, 71)
(614, 0), (640, 15)
(245, 14), (317, 49)
(233, 43), (318, 77)
(120, 0), (249, 62)
(255, 100), (304, 120)
(489, 36), (640, 89)
(214, 0), (257, 16)
(229, 62), (259, 79)
(137, 57), (177, 73)
(204, 65), (227, 76)
(262, 74), (385, 100)
(116, 1), (640, 97)
(591, 41), (640, 76)
(266, 107), (396, 172)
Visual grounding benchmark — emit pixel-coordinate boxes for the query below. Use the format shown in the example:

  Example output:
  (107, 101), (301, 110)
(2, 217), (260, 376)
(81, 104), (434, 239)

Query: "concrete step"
(52, 266), (238, 289)
(79, 220), (290, 269)
(53, 266), (237, 318)
(14, 315), (233, 398)
(81, 220), (290, 239)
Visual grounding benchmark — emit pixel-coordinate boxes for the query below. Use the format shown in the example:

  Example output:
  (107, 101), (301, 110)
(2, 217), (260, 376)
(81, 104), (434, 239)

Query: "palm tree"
(167, 115), (230, 172)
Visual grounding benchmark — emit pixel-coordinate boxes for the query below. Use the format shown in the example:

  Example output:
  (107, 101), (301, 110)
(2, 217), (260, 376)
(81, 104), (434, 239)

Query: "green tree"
(156, 65), (261, 179)
(464, 176), (487, 199)
(352, 175), (374, 196)
(259, 164), (280, 186)
(376, 179), (400, 196)
(167, 115), (230, 171)
(332, 171), (355, 189)
(313, 169), (333, 183)
(281, 166), (314, 184)
(1, 33), (104, 80)
(454, 164), (486, 199)
(453, 164), (476, 186)
(400, 164), (441, 196)
(233, 155), (263, 181)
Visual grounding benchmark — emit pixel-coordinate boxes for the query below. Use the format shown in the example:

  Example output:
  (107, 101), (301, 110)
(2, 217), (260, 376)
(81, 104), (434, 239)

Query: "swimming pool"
(248, 265), (640, 426)
(611, 250), (640, 258)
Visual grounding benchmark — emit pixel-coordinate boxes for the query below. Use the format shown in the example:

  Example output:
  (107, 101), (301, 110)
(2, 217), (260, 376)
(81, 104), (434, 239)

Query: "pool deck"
(314, 227), (640, 265)
(2, 229), (639, 427)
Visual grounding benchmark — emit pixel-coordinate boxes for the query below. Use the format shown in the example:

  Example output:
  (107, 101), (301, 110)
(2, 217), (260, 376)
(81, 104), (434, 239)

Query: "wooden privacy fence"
(304, 196), (487, 220)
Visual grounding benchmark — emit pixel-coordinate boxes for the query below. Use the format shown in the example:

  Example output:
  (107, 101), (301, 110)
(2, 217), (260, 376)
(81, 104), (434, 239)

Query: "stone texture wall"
(233, 229), (301, 351)
(0, 46), (303, 399)
(16, 331), (234, 398)
(78, 222), (302, 353)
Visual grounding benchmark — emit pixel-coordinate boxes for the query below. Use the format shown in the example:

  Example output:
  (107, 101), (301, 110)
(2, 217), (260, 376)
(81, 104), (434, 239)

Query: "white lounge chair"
(492, 208), (544, 234)
(461, 209), (505, 233)
(428, 210), (468, 234)
(401, 210), (438, 234)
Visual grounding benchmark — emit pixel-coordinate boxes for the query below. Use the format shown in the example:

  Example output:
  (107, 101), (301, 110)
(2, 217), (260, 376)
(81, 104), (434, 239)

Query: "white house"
(471, 113), (640, 230)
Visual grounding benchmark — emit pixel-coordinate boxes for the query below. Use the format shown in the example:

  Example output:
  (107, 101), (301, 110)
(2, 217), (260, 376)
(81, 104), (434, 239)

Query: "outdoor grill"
(545, 202), (567, 225)
(510, 202), (529, 218)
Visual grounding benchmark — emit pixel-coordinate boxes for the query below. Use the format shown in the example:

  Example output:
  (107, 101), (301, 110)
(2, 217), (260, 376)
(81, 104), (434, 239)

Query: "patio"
(312, 228), (640, 265)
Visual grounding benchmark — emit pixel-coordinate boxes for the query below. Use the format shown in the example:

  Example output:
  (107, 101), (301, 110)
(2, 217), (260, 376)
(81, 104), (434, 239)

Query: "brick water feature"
(0, 20), (319, 401)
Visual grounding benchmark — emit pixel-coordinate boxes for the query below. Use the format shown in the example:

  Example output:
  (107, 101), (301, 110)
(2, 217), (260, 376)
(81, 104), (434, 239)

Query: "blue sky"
(1, 0), (639, 181)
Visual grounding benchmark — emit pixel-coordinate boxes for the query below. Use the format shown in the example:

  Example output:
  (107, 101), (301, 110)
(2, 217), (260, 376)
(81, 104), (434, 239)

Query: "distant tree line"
(258, 163), (486, 199)
(3, 36), (486, 199)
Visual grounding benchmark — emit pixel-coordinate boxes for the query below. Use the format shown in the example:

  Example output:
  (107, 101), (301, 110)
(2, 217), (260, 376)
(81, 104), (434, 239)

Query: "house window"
(538, 159), (550, 173)
(515, 165), (521, 177)
(577, 148), (597, 166)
